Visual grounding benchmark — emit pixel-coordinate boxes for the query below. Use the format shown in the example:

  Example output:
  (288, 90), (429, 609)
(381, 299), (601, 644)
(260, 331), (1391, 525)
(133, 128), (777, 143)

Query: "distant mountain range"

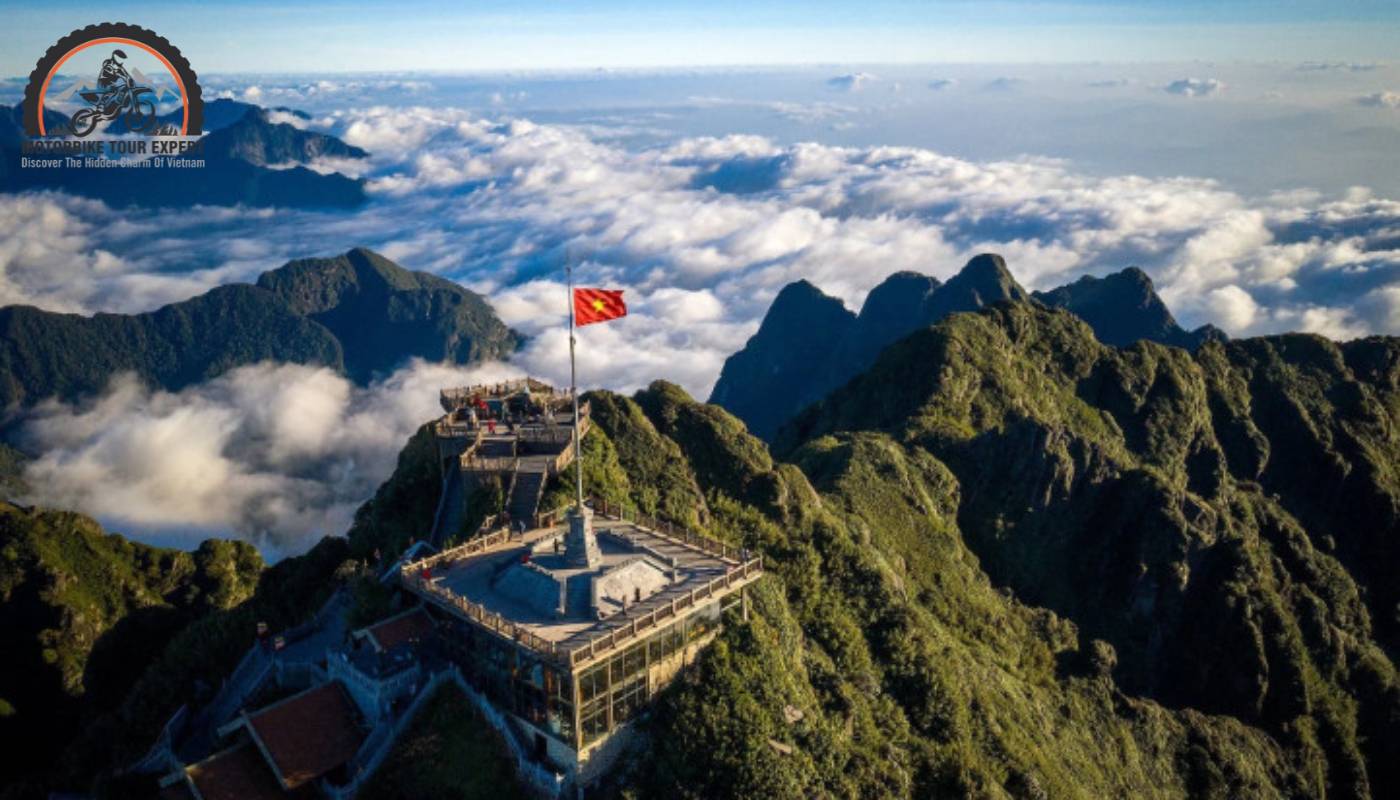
(0, 99), (368, 209)
(0, 248), (520, 408)
(710, 255), (1226, 441)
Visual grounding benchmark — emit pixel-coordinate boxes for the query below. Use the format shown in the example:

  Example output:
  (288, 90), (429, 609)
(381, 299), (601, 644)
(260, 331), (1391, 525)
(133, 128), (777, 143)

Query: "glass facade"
(440, 588), (745, 752)
(439, 618), (575, 745)
(576, 592), (741, 748)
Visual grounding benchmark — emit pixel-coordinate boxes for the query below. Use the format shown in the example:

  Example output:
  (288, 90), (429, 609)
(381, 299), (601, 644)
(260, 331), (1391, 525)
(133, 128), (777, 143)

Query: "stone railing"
(441, 379), (560, 409)
(405, 571), (569, 663)
(405, 528), (513, 574)
(566, 555), (762, 667)
(433, 418), (482, 441)
(591, 496), (747, 563)
(400, 498), (764, 669)
(462, 453), (519, 473)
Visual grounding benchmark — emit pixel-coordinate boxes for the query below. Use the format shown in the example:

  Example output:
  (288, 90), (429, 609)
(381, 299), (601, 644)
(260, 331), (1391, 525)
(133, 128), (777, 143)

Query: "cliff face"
(711, 254), (1029, 441)
(708, 280), (856, 443)
(710, 258), (1226, 442)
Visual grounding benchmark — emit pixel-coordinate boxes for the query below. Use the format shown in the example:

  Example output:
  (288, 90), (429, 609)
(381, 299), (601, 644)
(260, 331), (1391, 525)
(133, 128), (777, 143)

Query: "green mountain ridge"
(0, 502), (264, 798)
(710, 255), (1227, 442)
(537, 300), (1397, 796)
(5, 263), (1398, 799)
(0, 247), (521, 409)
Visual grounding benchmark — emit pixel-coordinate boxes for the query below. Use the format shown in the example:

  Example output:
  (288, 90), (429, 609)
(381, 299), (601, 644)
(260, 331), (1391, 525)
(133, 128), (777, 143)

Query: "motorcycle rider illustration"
(67, 48), (158, 136)
(97, 49), (134, 100)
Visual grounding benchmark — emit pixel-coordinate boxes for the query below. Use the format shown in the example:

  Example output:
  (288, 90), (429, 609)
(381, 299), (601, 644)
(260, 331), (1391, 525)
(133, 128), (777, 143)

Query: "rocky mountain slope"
(8, 254), (1397, 799)
(710, 257), (1225, 441)
(0, 247), (521, 408)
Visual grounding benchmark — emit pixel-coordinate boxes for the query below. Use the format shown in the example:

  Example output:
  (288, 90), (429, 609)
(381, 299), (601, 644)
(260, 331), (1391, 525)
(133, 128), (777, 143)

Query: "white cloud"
(1357, 91), (1400, 109)
(1204, 285), (1259, 332)
(1165, 78), (1225, 97)
(7, 88), (1400, 557)
(827, 73), (874, 92)
(1298, 62), (1381, 73)
(16, 359), (523, 558)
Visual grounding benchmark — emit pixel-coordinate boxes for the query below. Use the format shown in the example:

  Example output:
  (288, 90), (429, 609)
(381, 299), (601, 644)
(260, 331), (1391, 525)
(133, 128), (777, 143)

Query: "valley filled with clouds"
(3, 63), (1398, 554)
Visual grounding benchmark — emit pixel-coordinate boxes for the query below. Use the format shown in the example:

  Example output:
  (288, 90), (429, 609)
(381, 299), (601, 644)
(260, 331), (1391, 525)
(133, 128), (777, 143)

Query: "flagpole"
(568, 261), (584, 512)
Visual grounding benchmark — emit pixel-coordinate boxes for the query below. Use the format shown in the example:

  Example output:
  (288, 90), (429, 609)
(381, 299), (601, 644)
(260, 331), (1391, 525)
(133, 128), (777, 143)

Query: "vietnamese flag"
(574, 288), (627, 326)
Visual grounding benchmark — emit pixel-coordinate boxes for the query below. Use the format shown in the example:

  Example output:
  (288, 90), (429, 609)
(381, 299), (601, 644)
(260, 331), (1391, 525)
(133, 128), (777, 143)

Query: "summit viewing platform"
(429, 378), (592, 546)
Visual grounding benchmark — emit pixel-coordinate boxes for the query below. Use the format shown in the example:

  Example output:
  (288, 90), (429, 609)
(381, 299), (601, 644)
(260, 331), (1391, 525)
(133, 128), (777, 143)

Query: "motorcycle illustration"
(67, 49), (159, 137)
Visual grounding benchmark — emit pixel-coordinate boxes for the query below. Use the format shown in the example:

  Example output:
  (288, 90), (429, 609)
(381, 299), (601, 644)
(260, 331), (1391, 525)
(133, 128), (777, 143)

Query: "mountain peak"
(1032, 267), (1220, 350)
(707, 279), (856, 440)
(922, 253), (1029, 321)
(711, 255), (1230, 442)
(947, 253), (1026, 297)
(762, 279), (854, 336)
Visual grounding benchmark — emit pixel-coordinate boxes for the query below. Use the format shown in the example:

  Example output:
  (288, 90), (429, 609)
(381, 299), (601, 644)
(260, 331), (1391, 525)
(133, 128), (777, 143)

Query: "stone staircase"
(508, 470), (546, 526)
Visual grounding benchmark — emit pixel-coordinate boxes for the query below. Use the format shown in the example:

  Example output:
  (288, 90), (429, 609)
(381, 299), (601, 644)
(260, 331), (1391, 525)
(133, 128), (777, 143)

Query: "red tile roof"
(366, 607), (434, 652)
(186, 742), (288, 800)
(246, 683), (365, 789)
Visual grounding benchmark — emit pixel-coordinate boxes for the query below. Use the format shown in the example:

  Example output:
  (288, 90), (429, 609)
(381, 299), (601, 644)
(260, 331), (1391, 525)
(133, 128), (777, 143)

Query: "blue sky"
(4, 1), (1400, 73)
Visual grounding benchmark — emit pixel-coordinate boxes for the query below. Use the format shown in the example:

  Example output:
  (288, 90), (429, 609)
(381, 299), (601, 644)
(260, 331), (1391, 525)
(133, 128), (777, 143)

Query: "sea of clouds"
(2, 65), (1398, 555)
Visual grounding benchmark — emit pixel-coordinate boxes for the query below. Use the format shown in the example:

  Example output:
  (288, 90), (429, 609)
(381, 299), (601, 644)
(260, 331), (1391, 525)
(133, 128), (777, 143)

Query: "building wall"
(431, 584), (748, 786)
(327, 651), (420, 724)
(574, 587), (744, 757)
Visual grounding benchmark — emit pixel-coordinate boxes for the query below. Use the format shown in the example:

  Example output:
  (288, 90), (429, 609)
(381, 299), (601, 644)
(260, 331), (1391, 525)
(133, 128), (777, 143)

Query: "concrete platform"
(428, 517), (731, 647)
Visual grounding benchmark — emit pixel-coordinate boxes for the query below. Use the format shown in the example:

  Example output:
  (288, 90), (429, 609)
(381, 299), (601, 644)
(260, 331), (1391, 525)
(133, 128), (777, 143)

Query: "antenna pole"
(568, 261), (584, 511)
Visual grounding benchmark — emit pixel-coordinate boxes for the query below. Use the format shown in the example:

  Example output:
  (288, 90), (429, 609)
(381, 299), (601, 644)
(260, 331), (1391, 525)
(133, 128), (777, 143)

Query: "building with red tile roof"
(243, 683), (366, 790)
(359, 607), (435, 652)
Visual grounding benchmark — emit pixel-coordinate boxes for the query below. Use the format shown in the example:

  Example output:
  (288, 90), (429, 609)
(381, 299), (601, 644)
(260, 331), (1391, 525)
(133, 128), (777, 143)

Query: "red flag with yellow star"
(574, 288), (627, 326)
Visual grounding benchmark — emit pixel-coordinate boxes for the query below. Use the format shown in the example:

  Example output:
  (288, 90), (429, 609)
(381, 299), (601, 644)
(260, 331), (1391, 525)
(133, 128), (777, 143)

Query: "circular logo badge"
(22, 22), (204, 138)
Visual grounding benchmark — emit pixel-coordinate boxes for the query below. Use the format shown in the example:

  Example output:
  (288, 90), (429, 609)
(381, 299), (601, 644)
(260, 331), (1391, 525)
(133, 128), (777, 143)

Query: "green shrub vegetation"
(0, 503), (263, 798)
(359, 683), (529, 800)
(10, 295), (1399, 800)
(587, 301), (1397, 797)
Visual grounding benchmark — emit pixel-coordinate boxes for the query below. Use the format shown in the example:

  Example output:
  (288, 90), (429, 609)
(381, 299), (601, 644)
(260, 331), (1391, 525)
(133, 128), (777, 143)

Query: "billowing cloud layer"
(17, 360), (524, 556)
(6, 104), (1400, 391)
